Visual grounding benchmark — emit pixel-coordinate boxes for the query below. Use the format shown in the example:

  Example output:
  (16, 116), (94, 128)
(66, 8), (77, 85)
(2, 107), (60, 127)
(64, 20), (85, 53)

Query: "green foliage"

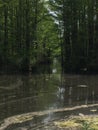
(50, 0), (98, 73)
(1, 0), (98, 73)
(82, 121), (92, 130)
(0, 0), (60, 73)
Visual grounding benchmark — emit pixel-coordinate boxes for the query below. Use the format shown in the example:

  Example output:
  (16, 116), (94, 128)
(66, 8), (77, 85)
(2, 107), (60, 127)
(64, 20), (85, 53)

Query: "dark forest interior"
(0, 0), (98, 74)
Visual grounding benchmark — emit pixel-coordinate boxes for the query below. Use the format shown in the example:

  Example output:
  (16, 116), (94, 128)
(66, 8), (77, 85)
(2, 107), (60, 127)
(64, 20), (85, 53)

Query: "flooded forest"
(0, 0), (98, 130)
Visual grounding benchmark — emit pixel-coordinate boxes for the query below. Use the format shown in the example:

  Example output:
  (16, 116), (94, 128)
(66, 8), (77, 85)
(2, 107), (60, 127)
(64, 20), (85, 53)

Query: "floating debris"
(79, 113), (85, 117)
(90, 109), (97, 112)
(1, 104), (98, 130)
(77, 85), (88, 88)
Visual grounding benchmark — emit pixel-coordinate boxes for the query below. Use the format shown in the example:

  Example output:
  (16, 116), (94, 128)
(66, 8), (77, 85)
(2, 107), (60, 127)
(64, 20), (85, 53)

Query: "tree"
(50, 0), (98, 73)
(0, 0), (60, 73)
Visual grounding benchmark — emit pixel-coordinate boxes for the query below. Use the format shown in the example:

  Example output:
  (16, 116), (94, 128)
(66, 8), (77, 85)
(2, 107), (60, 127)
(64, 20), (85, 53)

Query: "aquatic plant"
(54, 115), (98, 130)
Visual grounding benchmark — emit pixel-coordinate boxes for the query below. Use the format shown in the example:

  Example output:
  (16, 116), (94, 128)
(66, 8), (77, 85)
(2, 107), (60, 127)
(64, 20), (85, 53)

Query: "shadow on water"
(0, 73), (98, 129)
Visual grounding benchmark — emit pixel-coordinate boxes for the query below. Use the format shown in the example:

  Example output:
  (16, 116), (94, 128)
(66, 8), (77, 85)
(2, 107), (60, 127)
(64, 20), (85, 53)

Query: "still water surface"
(0, 74), (98, 125)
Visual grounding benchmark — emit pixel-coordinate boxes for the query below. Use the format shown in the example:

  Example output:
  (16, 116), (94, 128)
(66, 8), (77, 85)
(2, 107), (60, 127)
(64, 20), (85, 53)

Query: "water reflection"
(0, 74), (98, 123)
(0, 74), (60, 121)
(62, 75), (98, 106)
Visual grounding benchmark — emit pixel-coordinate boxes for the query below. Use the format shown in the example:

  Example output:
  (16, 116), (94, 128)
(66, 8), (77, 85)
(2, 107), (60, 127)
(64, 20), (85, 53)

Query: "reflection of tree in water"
(0, 74), (60, 121)
(61, 75), (98, 107)
(0, 74), (98, 127)
(0, 75), (41, 121)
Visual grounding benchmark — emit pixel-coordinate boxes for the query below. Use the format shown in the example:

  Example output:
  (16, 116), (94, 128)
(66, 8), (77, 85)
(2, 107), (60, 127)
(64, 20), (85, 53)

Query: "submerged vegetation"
(54, 115), (98, 130)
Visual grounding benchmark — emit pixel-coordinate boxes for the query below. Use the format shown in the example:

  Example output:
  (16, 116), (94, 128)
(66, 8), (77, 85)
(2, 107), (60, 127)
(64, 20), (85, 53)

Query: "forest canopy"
(0, 0), (98, 74)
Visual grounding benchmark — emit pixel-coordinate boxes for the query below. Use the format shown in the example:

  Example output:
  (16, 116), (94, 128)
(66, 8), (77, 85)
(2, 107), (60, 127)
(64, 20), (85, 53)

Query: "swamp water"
(0, 74), (98, 129)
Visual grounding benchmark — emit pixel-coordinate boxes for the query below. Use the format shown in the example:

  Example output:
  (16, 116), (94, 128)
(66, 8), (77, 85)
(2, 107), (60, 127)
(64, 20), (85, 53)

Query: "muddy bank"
(0, 103), (98, 130)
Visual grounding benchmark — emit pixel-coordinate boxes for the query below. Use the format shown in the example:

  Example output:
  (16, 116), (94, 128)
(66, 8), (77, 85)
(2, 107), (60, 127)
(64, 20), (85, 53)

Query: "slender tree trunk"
(4, 5), (8, 65)
(25, 0), (30, 72)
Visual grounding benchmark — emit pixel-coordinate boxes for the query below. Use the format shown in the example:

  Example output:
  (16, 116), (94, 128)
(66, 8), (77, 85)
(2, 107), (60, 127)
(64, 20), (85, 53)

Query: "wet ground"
(0, 104), (98, 130)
